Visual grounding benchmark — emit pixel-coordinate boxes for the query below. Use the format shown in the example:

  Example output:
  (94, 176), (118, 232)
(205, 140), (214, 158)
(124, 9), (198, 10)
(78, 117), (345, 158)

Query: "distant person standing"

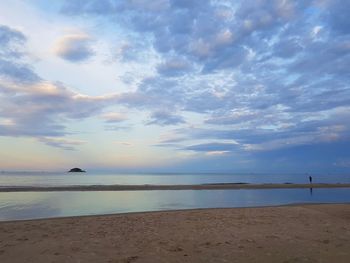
(308, 176), (313, 196)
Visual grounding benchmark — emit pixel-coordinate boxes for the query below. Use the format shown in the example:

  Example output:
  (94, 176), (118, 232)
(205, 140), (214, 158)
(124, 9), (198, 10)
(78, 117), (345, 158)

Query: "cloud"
(54, 33), (95, 62)
(0, 59), (40, 83)
(104, 125), (131, 131)
(0, 25), (40, 83)
(57, 0), (305, 74)
(38, 137), (86, 150)
(61, 0), (119, 15)
(147, 110), (185, 126)
(156, 57), (193, 76)
(56, 1), (350, 125)
(101, 112), (127, 123)
(183, 142), (239, 152)
(0, 80), (118, 137)
(114, 141), (133, 146)
(167, 111), (350, 152)
(272, 38), (303, 58)
(0, 25), (119, 150)
(0, 25), (26, 58)
(115, 77), (185, 111)
(325, 0), (350, 35)
(205, 110), (258, 125)
(3, 0), (350, 169)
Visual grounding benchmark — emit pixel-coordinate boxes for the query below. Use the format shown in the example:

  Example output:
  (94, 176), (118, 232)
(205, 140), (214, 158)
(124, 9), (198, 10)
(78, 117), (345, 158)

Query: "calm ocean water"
(1, 172), (349, 221)
(1, 188), (350, 221)
(1, 171), (350, 187)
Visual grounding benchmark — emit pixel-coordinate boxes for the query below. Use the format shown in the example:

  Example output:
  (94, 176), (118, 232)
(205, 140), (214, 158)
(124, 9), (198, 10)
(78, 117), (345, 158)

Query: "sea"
(0, 171), (350, 221)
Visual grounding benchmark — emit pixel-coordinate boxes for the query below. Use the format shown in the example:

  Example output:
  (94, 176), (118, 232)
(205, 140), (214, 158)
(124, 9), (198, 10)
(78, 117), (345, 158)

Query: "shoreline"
(1, 182), (350, 192)
(1, 204), (349, 262)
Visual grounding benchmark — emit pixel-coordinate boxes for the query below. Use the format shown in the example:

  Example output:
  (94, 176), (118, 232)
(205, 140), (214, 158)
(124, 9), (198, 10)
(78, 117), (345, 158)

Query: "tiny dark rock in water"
(68, 168), (86, 173)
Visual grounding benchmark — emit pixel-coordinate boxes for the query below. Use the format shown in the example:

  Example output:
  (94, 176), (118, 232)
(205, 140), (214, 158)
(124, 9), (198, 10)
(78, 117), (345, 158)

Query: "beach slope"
(0, 204), (349, 262)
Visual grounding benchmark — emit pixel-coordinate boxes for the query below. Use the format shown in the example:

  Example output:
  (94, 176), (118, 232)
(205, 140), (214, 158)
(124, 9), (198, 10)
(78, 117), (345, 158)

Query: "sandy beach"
(0, 204), (349, 263)
(1, 183), (350, 192)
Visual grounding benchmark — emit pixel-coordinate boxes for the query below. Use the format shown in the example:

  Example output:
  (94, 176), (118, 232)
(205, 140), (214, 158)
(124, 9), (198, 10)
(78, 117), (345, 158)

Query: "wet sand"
(0, 204), (349, 263)
(1, 183), (350, 192)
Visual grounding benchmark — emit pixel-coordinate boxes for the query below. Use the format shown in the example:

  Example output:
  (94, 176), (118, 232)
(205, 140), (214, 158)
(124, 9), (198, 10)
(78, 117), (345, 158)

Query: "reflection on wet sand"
(1, 188), (350, 221)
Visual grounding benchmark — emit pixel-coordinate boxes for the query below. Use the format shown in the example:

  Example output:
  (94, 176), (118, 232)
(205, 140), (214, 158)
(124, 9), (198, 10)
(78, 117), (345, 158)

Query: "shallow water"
(1, 172), (350, 187)
(0, 188), (349, 221)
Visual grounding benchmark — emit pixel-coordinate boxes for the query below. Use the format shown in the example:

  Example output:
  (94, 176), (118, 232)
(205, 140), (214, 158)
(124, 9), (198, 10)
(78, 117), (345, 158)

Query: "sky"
(0, 0), (349, 173)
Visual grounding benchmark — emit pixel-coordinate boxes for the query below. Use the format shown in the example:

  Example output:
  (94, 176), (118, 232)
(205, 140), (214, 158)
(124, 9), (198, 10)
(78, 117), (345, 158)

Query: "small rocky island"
(68, 168), (86, 173)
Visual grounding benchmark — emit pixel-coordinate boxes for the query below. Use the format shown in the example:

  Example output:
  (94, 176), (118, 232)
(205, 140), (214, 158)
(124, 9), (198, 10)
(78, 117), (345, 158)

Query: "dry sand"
(0, 204), (349, 263)
(1, 183), (350, 192)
